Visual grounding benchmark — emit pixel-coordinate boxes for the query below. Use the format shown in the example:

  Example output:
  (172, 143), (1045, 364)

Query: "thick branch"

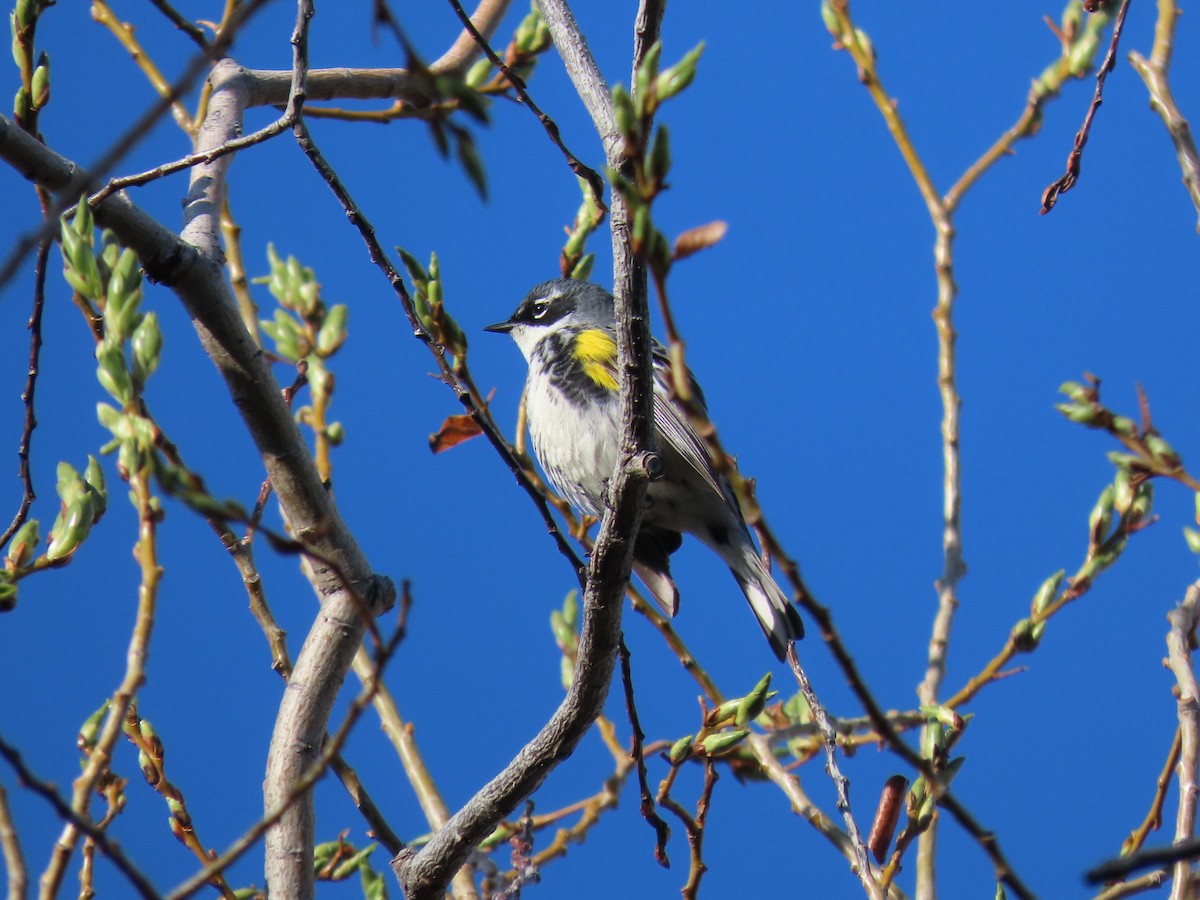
(1166, 581), (1200, 900)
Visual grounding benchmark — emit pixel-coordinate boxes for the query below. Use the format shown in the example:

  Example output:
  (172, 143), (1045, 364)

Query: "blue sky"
(2, 2), (1200, 898)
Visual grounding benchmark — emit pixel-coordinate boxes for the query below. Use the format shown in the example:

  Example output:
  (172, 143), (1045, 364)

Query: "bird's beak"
(483, 320), (514, 333)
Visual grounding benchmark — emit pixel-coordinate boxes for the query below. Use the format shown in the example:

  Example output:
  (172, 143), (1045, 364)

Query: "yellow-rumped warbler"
(486, 279), (803, 661)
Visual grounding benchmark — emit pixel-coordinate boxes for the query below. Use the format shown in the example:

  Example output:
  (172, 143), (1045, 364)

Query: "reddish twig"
(1041, 0), (1132, 213)
(618, 636), (671, 866)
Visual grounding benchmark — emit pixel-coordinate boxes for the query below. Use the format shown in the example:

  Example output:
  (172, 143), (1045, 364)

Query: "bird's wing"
(574, 328), (727, 501)
(649, 343), (727, 500)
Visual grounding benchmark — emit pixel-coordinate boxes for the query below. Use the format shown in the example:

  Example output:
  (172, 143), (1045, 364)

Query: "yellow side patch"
(575, 329), (619, 391)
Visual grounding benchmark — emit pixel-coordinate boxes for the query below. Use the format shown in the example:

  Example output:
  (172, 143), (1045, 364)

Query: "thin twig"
(1122, 726), (1182, 858)
(618, 636), (671, 866)
(1128, 0), (1200, 231)
(1092, 868), (1170, 899)
(0, 236), (47, 548)
(0, 735), (159, 899)
(939, 792), (1036, 900)
(1041, 0), (1132, 213)
(445, 0), (606, 209)
(787, 645), (883, 900)
(0, 779), (27, 900)
(147, 0), (211, 50)
(39, 465), (164, 897)
(1089, 839), (1200, 883)
(168, 610), (409, 900)
(0, 0), (274, 294)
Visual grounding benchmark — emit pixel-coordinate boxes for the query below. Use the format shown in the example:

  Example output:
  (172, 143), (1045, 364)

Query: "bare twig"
(0, 734), (158, 899)
(1088, 839), (1200, 883)
(1123, 726), (1182, 858)
(787, 646), (883, 900)
(0, 236), (47, 549)
(147, 0), (211, 50)
(446, 0), (606, 208)
(1092, 869), (1170, 899)
(1041, 0), (1132, 213)
(938, 792), (1036, 900)
(1128, 0), (1200, 232)
(0, 779), (26, 900)
(39, 465), (164, 897)
(0, 0), (273, 294)
(618, 637), (671, 866)
(168, 612), (408, 900)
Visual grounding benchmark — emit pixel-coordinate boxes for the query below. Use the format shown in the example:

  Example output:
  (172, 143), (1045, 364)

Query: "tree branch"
(391, 1), (661, 894)
(1166, 580), (1200, 900)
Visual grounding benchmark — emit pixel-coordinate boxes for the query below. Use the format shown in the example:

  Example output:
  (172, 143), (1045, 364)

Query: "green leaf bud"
(56, 461), (85, 507)
(647, 124), (671, 184)
(10, 12), (24, 71)
(1107, 451), (1142, 471)
(1184, 527), (1200, 555)
(456, 133), (488, 201)
(906, 776), (927, 816)
(550, 609), (573, 648)
(96, 345), (134, 405)
(921, 721), (945, 761)
(735, 672), (773, 726)
(1110, 415), (1137, 438)
(6, 519), (38, 569)
(1011, 617), (1040, 652)
(669, 734), (694, 764)
(1089, 484), (1114, 545)
(654, 42), (704, 103)
(1031, 570), (1064, 615)
(71, 198), (94, 241)
(316, 303), (348, 356)
(83, 455), (107, 512)
(78, 701), (109, 750)
(396, 246), (429, 287)
(14, 0), (35, 29)
(919, 704), (964, 732)
(611, 85), (636, 141)
(465, 58), (492, 89)
(1145, 434), (1181, 467)
(701, 728), (749, 756)
(12, 85), (29, 122)
(1129, 480), (1154, 522)
(46, 494), (96, 561)
(1113, 469), (1133, 514)
(635, 41), (661, 115)
(820, 0), (841, 36)
(31, 53), (49, 109)
(709, 697), (741, 727)
(561, 589), (578, 629)
(1055, 401), (1102, 426)
(569, 253), (595, 281)
(632, 205), (650, 252)
(131, 311), (163, 387)
(325, 421), (345, 445)
(1059, 380), (1092, 403)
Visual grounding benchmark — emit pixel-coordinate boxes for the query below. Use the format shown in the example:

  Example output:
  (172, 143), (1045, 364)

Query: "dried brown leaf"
(672, 220), (728, 261)
(429, 412), (483, 454)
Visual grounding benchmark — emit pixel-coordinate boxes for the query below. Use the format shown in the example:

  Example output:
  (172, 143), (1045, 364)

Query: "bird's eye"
(531, 299), (551, 319)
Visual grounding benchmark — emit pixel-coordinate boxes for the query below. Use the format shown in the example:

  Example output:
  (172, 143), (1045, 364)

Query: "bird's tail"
(723, 537), (804, 662)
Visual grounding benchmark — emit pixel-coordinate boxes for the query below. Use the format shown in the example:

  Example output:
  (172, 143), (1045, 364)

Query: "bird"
(485, 278), (803, 661)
